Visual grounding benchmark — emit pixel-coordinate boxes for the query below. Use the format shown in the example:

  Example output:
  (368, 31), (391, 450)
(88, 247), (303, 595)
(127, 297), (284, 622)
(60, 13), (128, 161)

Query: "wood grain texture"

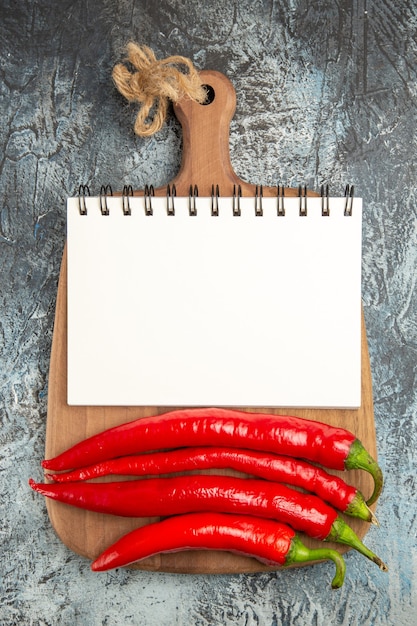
(44, 70), (377, 573)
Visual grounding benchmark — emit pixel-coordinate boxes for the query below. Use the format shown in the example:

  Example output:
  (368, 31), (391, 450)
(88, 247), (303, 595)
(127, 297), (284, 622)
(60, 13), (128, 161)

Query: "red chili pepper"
(28, 475), (387, 571)
(41, 408), (383, 504)
(46, 446), (377, 524)
(90, 511), (346, 587)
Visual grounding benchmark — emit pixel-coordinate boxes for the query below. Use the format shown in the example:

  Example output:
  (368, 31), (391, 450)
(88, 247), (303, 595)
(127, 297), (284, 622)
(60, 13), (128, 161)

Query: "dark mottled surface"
(1, 1), (416, 624)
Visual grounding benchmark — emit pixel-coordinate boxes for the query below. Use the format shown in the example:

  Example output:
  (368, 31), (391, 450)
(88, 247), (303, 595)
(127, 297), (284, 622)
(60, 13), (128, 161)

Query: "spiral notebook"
(66, 191), (362, 408)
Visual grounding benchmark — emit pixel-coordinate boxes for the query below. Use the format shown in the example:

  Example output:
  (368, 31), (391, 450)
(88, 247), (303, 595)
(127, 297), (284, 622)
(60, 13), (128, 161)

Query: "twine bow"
(112, 44), (207, 137)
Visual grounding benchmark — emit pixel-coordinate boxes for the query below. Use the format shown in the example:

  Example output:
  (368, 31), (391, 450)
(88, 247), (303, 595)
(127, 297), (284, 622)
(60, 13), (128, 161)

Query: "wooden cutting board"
(44, 70), (378, 574)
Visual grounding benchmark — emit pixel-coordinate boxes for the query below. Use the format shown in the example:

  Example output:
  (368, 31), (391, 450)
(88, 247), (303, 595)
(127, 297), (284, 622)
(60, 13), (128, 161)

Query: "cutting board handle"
(171, 70), (241, 196)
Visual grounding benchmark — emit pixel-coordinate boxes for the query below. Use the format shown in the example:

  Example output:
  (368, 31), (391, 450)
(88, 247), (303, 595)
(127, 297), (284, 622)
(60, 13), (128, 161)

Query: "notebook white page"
(67, 195), (362, 408)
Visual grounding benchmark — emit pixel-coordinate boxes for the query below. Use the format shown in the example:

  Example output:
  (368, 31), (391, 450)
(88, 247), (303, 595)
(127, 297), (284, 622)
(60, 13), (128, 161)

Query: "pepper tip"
(374, 556), (389, 572)
(368, 508), (380, 527)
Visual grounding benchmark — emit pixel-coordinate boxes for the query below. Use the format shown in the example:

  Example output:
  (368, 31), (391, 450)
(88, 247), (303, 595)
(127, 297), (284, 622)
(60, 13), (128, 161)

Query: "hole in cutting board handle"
(201, 84), (215, 105)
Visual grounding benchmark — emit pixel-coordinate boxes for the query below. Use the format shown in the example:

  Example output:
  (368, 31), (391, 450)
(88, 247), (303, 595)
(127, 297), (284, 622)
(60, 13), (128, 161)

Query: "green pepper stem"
(345, 492), (380, 526)
(329, 517), (388, 572)
(287, 535), (346, 589)
(345, 439), (384, 505)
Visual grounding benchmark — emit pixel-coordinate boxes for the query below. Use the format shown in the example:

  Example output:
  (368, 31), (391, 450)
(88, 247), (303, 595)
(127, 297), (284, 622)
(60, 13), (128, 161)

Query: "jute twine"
(112, 43), (207, 137)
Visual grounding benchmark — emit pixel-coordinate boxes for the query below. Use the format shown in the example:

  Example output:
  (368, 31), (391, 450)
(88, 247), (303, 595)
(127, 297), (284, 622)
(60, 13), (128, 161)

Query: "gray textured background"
(1, 0), (416, 624)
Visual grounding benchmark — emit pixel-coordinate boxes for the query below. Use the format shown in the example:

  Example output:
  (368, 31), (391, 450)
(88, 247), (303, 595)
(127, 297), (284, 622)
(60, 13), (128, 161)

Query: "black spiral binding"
(99, 185), (112, 216)
(144, 184), (154, 216)
(77, 184), (355, 216)
(255, 185), (263, 216)
(233, 184), (242, 216)
(298, 185), (308, 216)
(167, 184), (176, 216)
(344, 184), (355, 216)
(122, 185), (133, 215)
(189, 185), (198, 216)
(78, 184), (90, 215)
(277, 185), (285, 216)
(211, 184), (220, 216)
